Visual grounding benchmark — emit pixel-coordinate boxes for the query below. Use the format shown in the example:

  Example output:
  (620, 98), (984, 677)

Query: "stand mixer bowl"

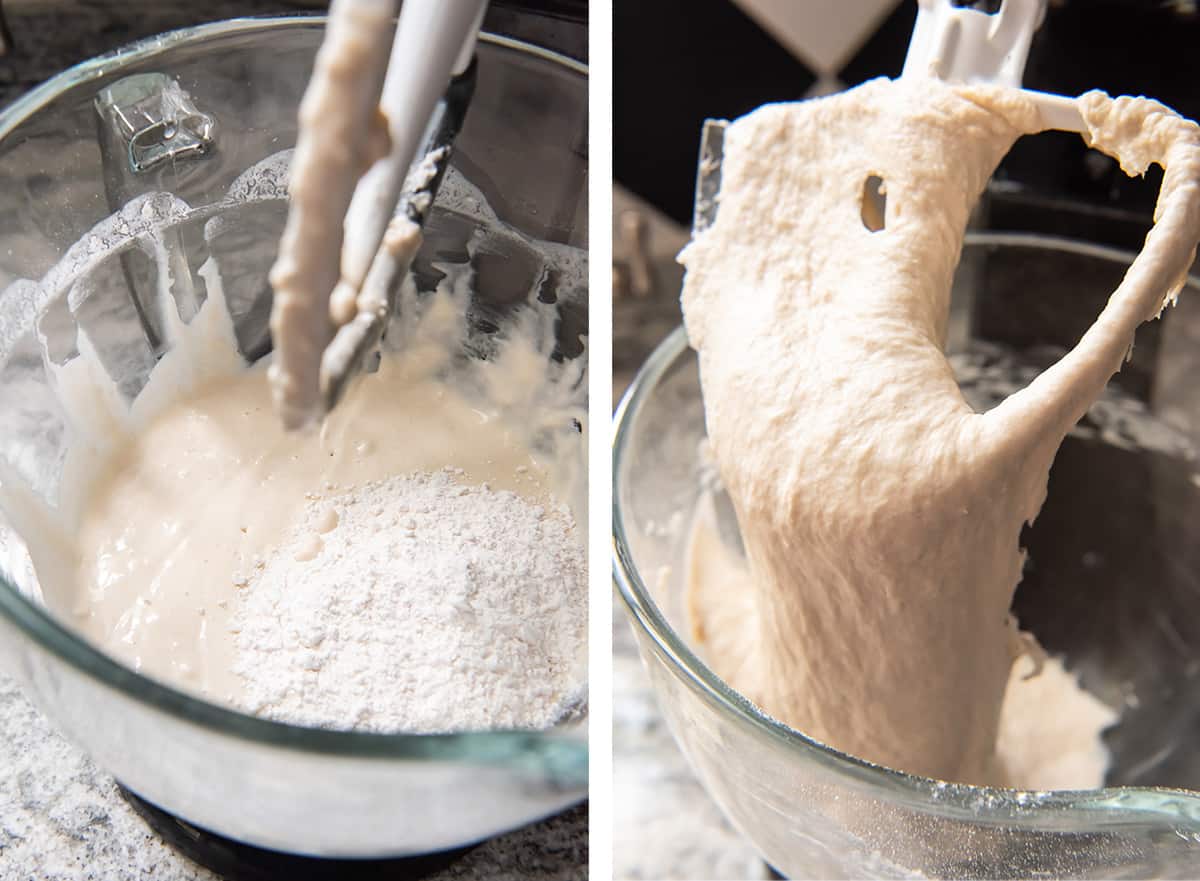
(0, 16), (587, 858)
(614, 234), (1200, 878)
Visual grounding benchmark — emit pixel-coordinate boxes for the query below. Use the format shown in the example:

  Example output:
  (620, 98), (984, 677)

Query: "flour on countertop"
(231, 468), (586, 733)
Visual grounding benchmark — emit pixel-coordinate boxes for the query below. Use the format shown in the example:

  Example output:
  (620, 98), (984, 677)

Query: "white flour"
(231, 468), (586, 732)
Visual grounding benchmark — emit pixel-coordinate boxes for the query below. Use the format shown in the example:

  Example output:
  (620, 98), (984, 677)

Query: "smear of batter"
(679, 77), (1200, 785)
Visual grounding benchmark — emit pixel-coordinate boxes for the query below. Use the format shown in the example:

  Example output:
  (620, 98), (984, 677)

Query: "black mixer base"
(118, 786), (477, 881)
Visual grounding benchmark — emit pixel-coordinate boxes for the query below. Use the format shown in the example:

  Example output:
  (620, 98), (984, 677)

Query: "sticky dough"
(267, 0), (392, 430)
(679, 77), (1200, 785)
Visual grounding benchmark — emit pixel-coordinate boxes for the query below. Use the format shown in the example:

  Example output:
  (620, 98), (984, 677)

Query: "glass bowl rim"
(0, 15), (588, 770)
(612, 230), (1200, 828)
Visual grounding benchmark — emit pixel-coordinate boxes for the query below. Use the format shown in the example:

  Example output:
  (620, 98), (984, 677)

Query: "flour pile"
(231, 468), (585, 732)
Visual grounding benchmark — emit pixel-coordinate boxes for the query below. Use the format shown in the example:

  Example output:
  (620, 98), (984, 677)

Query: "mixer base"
(118, 786), (477, 881)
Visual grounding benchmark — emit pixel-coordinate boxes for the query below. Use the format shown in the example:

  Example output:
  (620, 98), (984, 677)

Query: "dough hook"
(693, 0), (1085, 234)
(270, 0), (488, 429)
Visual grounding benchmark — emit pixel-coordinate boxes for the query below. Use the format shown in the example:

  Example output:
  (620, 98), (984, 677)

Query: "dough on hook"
(680, 76), (1200, 785)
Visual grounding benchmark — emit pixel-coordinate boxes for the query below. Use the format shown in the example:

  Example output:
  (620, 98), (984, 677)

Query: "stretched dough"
(680, 77), (1200, 784)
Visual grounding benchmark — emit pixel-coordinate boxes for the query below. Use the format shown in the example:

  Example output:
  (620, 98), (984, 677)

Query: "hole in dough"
(861, 174), (887, 232)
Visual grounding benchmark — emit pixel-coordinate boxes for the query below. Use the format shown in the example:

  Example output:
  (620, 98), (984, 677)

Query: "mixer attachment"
(319, 58), (477, 412)
(269, 0), (488, 430)
(691, 0), (1087, 235)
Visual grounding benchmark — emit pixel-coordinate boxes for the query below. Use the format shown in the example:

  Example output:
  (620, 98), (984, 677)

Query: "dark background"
(615, 0), (1200, 242)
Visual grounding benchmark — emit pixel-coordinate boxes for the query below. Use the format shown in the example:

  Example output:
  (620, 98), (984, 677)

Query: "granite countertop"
(0, 5), (586, 879)
(0, 673), (586, 881)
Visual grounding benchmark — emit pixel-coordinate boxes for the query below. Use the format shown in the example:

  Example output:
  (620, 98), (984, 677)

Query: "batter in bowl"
(61, 255), (585, 729)
(680, 77), (1200, 785)
(0, 170), (588, 732)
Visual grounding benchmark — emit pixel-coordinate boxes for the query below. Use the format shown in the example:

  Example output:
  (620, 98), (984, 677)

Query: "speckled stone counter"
(0, 675), (220, 881)
(0, 674), (587, 880)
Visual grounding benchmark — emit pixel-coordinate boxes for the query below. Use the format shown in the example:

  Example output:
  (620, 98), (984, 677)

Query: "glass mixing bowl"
(614, 234), (1200, 879)
(0, 17), (587, 858)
